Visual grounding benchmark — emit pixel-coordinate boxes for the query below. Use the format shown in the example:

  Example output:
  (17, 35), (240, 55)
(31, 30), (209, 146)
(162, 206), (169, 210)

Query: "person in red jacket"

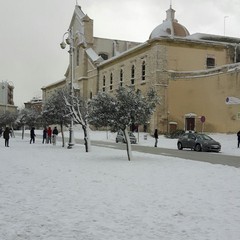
(47, 127), (52, 144)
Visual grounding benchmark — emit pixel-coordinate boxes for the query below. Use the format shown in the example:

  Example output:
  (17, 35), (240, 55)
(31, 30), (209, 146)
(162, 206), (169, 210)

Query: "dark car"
(177, 132), (221, 152)
(116, 130), (137, 144)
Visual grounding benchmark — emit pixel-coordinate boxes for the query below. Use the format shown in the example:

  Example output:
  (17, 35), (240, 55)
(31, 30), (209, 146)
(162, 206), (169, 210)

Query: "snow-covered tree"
(0, 111), (18, 128)
(64, 96), (90, 152)
(88, 86), (160, 160)
(17, 108), (42, 139)
(42, 89), (70, 147)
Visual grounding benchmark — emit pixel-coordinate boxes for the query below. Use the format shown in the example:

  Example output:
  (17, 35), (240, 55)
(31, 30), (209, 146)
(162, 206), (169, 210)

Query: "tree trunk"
(124, 128), (132, 161)
(60, 123), (65, 147)
(21, 125), (25, 139)
(82, 124), (91, 152)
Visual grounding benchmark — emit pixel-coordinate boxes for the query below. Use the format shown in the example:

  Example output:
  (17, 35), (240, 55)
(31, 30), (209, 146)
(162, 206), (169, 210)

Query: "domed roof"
(149, 6), (190, 39)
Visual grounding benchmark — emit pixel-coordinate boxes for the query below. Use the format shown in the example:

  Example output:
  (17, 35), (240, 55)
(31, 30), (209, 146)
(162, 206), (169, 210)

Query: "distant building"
(42, 4), (240, 133)
(0, 81), (17, 113)
(24, 97), (43, 114)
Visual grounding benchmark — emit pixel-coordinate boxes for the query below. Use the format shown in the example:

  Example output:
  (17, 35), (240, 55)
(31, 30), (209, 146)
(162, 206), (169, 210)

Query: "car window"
(188, 133), (196, 140)
(129, 132), (134, 137)
(182, 133), (188, 139)
(201, 134), (212, 140)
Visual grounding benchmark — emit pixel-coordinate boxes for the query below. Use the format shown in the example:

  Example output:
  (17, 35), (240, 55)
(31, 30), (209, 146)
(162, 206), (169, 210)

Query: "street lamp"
(60, 27), (75, 149)
(224, 16), (229, 36)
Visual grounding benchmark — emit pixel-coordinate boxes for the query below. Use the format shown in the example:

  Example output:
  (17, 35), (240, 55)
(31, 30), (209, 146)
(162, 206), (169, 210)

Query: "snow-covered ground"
(1, 129), (240, 240)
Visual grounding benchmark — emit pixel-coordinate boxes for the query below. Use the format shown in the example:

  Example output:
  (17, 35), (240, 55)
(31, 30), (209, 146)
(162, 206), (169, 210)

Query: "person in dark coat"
(3, 127), (10, 147)
(154, 129), (158, 147)
(237, 130), (240, 148)
(42, 127), (47, 144)
(52, 126), (59, 145)
(30, 127), (36, 144)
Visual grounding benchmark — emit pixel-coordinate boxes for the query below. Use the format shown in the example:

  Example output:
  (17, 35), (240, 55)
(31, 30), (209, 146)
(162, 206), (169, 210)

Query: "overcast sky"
(0, 0), (240, 107)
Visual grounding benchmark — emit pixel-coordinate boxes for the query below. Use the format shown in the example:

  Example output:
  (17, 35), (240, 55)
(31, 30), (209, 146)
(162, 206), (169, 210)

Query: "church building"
(42, 4), (240, 133)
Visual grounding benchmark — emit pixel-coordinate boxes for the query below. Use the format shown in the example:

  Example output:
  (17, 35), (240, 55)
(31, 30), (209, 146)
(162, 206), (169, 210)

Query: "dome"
(149, 6), (190, 39)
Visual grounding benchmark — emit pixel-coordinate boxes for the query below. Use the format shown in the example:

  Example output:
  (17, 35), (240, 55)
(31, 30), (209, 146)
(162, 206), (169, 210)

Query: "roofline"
(98, 42), (150, 67)
(41, 78), (66, 90)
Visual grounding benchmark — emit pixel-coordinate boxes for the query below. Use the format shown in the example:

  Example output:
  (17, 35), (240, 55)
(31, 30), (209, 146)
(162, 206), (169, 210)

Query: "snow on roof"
(187, 33), (240, 44)
(41, 78), (66, 89)
(85, 48), (103, 63)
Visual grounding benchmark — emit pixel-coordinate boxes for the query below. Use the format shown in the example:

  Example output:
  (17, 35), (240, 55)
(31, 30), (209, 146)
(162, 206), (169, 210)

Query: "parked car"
(177, 132), (221, 152)
(116, 130), (137, 144)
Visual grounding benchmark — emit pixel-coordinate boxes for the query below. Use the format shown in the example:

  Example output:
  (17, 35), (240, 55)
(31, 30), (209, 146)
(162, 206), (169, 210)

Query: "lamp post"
(224, 16), (229, 36)
(60, 27), (75, 149)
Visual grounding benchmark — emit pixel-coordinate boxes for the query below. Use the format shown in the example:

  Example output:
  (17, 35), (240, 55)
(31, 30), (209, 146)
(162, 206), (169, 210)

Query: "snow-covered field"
(1, 130), (240, 240)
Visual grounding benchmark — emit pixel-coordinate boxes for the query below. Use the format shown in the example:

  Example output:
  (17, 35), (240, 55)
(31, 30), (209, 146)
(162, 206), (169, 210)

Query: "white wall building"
(0, 81), (17, 113)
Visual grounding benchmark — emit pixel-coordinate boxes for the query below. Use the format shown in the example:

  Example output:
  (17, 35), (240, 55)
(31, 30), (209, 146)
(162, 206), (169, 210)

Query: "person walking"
(154, 129), (158, 147)
(237, 130), (240, 148)
(30, 127), (36, 144)
(52, 127), (58, 146)
(42, 127), (47, 144)
(3, 127), (10, 147)
(47, 127), (52, 144)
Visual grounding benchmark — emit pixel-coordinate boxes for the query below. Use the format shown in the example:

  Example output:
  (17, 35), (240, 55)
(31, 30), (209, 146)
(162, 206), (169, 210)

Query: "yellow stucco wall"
(168, 71), (240, 133)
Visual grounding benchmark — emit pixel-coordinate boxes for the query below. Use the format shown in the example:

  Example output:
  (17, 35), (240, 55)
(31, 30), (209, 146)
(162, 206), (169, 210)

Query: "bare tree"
(64, 96), (90, 152)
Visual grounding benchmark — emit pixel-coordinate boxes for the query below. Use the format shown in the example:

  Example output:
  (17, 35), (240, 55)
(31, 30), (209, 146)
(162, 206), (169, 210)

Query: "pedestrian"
(30, 127), (36, 144)
(154, 129), (158, 147)
(3, 127), (10, 147)
(47, 127), (52, 144)
(52, 126), (58, 145)
(237, 130), (240, 148)
(42, 127), (47, 144)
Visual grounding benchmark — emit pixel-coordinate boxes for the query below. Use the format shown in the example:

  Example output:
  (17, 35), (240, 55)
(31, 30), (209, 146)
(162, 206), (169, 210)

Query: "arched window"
(142, 61), (146, 81)
(103, 75), (106, 92)
(110, 73), (113, 90)
(120, 69), (123, 86)
(76, 47), (80, 66)
(131, 65), (135, 85)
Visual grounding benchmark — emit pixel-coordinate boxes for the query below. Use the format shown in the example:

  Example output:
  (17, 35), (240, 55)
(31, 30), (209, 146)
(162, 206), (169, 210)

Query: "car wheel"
(195, 144), (202, 152)
(177, 142), (183, 150)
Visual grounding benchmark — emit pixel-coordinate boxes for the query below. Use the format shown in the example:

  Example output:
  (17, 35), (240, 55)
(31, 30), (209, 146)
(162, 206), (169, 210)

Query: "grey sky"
(0, 0), (239, 107)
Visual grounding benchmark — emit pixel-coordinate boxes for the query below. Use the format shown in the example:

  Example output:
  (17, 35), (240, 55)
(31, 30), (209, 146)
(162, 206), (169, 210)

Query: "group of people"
(30, 126), (59, 145)
(42, 126), (59, 145)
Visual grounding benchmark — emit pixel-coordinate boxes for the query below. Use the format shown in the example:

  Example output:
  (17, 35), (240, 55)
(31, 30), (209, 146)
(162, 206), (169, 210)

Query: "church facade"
(42, 4), (240, 133)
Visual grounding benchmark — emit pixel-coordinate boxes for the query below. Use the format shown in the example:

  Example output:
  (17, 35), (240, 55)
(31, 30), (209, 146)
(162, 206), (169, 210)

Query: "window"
(76, 47), (80, 66)
(102, 75), (106, 92)
(142, 61), (146, 81)
(206, 57), (215, 68)
(131, 65), (135, 85)
(110, 73), (113, 90)
(99, 53), (108, 60)
(237, 112), (240, 120)
(120, 69), (123, 87)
